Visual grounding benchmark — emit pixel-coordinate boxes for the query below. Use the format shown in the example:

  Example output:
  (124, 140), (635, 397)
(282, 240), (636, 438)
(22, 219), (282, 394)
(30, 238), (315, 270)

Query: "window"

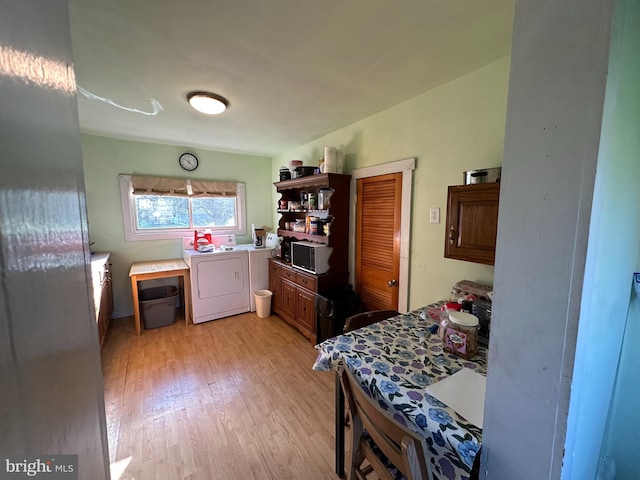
(119, 175), (246, 241)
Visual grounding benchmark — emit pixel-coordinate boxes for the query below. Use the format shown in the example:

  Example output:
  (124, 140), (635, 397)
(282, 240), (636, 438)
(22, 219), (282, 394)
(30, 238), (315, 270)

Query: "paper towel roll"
(323, 147), (337, 173)
(336, 150), (344, 174)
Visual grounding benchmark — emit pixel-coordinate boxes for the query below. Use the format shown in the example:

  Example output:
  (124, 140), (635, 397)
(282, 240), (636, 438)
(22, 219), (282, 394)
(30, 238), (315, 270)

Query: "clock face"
(179, 153), (198, 171)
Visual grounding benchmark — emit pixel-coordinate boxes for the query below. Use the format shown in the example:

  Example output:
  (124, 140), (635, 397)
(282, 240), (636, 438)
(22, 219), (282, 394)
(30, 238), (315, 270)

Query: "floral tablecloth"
(313, 306), (487, 480)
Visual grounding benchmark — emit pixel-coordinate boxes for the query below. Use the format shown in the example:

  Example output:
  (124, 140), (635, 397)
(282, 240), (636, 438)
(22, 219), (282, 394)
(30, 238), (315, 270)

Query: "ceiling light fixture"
(186, 91), (229, 115)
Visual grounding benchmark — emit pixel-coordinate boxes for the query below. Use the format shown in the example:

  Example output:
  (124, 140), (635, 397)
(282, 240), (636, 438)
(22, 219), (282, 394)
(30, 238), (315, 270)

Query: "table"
(313, 305), (487, 480)
(129, 259), (191, 335)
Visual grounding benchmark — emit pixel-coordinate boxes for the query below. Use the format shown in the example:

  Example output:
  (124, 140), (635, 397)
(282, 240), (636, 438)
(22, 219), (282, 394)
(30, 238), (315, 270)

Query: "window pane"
(192, 197), (237, 227)
(135, 195), (189, 229)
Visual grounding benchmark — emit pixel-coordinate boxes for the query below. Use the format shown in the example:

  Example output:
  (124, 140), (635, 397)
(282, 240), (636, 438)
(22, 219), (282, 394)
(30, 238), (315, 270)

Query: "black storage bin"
(139, 286), (178, 329)
(315, 285), (360, 343)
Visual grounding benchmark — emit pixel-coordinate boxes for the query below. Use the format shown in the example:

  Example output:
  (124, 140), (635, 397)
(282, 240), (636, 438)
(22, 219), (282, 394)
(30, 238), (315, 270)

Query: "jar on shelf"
(308, 192), (316, 210)
(318, 187), (334, 210)
(439, 311), (479, 359)
(293, 219), (306, 233)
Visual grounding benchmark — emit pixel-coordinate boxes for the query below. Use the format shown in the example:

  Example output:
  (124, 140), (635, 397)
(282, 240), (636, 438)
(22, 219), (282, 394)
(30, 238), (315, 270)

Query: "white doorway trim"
(349, 157), (415, 313)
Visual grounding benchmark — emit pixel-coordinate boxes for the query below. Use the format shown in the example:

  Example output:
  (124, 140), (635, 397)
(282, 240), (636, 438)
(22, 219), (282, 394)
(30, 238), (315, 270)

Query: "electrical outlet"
(430, 207), (440, 224)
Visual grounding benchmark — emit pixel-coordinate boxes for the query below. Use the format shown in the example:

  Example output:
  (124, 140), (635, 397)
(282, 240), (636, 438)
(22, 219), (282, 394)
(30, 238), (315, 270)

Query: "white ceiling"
(69, 0), (514, 157)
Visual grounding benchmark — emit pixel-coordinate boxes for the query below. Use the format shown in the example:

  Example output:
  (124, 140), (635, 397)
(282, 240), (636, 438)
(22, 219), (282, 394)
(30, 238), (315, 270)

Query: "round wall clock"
(178, 152), (198, 171)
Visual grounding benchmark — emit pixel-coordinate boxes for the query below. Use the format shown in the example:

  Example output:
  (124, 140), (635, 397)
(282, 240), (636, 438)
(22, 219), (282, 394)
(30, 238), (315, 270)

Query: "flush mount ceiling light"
(186, 91), (229, 115)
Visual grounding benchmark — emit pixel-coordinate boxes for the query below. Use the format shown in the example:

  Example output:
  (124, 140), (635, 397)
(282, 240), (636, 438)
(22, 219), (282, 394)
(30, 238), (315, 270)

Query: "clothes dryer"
(183, 247), (250, 324)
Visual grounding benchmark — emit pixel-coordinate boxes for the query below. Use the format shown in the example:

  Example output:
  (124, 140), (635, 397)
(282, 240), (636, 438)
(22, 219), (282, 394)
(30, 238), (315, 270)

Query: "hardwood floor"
(101, 311), (338, 480)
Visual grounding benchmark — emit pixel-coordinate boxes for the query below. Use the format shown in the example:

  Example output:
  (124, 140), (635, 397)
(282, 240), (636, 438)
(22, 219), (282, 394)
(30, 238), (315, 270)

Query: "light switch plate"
(430, 207), (440, 224)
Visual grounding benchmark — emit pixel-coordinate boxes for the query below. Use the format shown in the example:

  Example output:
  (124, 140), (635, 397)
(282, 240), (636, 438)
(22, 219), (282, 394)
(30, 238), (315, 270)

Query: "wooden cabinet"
(444, 182), (500, 265)
(269, 258), (347, 342)
(91, 253), (113, 347)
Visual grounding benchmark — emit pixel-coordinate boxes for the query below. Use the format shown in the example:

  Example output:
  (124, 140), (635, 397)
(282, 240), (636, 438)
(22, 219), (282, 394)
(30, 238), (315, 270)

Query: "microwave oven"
(290, 241), (332, 275)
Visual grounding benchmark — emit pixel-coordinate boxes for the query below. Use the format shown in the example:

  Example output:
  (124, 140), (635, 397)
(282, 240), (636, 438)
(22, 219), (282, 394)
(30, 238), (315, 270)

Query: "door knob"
(388, 279), (398, 287)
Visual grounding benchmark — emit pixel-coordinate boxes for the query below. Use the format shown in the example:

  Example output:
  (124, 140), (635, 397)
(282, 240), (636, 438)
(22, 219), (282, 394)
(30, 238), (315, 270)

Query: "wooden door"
(355, 173), (402, 311)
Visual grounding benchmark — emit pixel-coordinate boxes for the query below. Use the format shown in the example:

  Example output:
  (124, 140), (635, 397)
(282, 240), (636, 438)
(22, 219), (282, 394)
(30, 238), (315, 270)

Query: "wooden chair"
(338, 364), (432, 480)
(343, 310), (400, 333)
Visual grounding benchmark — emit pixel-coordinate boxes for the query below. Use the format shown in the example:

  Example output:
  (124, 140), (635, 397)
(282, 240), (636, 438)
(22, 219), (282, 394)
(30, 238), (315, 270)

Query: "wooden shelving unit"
(270, 173), (351, 342)
(274, 173), (351, 273)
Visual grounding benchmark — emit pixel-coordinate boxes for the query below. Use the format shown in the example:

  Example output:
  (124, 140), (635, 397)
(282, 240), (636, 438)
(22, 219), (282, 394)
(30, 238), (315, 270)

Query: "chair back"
(339, 365), (431, 480)
(343, 310), (400, 333)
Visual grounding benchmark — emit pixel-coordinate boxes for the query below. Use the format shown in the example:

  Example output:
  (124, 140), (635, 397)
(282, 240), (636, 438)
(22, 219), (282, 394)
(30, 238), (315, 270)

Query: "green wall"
(81, 134), (272, 317)
(272, 57), (510, 309)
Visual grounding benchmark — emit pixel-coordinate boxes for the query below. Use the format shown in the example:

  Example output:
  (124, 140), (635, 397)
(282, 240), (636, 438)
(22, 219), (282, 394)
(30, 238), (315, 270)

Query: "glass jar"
(439, 311), (479, 359)
(318, 187), (334, 210)
(293, 219), (306, 232)
(308, 193), (316, 210)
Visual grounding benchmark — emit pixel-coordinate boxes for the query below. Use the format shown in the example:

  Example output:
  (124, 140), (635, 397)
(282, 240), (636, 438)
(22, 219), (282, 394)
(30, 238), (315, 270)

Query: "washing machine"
(235, 244), (277, 311)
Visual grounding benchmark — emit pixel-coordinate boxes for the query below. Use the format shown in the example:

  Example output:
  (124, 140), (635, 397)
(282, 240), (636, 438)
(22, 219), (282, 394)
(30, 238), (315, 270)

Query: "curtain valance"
(131, 176), (238, 198)
(190, 179), (237, 197)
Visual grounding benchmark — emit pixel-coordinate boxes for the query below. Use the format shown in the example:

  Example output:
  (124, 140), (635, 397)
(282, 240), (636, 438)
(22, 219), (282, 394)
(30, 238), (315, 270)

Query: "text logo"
(1, 456), (77, 480)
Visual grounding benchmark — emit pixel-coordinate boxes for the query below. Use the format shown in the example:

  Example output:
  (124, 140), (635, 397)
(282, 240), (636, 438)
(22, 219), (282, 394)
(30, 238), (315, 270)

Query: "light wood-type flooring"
(101, 311), (339, 480)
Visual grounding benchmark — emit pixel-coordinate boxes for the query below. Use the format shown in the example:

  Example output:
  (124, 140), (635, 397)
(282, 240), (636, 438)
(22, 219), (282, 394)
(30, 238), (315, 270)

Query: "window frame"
(119, 174), (246, 241)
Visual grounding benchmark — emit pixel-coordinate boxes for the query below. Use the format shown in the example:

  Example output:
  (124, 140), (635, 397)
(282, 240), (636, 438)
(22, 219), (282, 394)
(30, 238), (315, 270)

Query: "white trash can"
(254, 290), (273, 318)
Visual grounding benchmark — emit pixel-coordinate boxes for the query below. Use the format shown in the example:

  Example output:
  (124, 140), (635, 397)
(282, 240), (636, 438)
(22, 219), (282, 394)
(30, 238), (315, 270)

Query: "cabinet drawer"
(282, 267), (296, 281)
(269, 261), (282, 277)
(296, 273), (317, 291)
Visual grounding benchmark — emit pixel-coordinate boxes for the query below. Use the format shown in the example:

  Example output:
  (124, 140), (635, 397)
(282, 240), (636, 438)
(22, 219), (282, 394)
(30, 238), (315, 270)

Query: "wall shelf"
(277, 229), (329, 244)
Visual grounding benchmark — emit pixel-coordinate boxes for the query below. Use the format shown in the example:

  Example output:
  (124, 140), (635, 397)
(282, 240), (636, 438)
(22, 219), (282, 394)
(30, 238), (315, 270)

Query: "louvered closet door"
(355, 173), (402, 311)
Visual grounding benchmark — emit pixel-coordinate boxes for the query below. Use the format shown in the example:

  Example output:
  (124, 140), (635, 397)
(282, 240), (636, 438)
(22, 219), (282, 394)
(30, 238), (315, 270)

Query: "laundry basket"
(139, 286), (178, 329)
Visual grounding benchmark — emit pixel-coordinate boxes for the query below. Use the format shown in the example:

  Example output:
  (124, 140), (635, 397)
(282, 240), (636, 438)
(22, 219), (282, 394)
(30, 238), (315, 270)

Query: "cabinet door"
(444, 183), (500, 265)
(98, 275), (112, 346)
(281, 279), (297, 319)
(296, 287), (316, 335)
(269, 274), (282, 311)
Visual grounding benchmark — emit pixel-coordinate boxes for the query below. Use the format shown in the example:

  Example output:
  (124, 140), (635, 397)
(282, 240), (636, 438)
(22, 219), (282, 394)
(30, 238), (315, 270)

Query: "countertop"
(90, 252), (111, 320)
